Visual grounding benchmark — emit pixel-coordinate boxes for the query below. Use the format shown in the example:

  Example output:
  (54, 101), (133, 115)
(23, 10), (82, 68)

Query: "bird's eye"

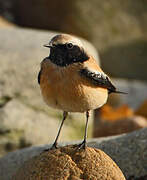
(66, 43), (73, 49)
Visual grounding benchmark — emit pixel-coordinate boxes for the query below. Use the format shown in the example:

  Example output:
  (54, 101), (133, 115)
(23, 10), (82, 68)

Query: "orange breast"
(40, 58), (108, 112)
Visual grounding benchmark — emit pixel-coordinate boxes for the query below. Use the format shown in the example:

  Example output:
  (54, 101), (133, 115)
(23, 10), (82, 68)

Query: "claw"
(50, 142), (58, 150)
(77, 140), (87, 150)
(42, 143), (58, 153)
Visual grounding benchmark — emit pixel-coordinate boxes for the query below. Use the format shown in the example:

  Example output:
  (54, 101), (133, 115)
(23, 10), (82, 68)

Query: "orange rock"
(93, 115), (147, 137)
(12, 146), (126, 180)
(135, 100), (147, 119)
(0, 17), (15, 28)
(93, 104), (147, 137)
(100, 104), (134, 121)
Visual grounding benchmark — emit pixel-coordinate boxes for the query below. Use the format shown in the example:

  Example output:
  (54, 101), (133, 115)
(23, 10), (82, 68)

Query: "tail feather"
(114, 90), (128, 94)
(109, 90), (128, 94)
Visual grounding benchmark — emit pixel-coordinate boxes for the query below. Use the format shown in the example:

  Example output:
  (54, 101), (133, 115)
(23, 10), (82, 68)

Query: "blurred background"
(0, 0), (147, 157)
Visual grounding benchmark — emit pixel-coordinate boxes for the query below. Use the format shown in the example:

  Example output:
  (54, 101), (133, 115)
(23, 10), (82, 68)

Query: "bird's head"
(44, 34), (89, 67)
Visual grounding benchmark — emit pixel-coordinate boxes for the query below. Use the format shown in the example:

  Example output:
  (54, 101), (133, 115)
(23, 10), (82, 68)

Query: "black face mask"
(49, 44), (89, 67)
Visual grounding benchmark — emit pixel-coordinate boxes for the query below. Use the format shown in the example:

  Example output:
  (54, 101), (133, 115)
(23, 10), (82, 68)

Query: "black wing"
(79, 68), (117, 94)
(38, 69), (42, 84)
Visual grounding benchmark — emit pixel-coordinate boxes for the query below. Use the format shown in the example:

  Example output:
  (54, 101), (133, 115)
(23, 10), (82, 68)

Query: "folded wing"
(79, 68), (117, 94)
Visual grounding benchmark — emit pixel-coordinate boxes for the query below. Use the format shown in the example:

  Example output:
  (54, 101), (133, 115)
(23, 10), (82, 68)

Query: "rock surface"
(0, 128), (146, 180)
(12, 146), (125, 180)
(0, 99), (68, 155)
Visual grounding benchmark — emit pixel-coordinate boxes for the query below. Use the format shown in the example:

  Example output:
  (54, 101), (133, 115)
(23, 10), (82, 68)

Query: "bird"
(38, 34), (126, 149)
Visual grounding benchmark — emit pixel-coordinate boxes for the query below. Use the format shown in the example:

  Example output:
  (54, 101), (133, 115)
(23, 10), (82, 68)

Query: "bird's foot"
(77, 140), (87, 150)
(43, 142), (58, 152)
(50, 142), (58, 150)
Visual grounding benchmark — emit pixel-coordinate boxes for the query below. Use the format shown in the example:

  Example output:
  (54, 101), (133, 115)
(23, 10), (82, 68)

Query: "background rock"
(135, 100), (147, 118)
(100, 40), (147, 80)
(0, 128), (146, 180)
(0, 99), (70, 156)
(93, 115), (147, 137)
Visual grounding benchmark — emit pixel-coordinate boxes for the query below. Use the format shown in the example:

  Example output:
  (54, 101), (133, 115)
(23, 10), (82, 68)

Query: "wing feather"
(38, 69), (42, 84)
(79, 68), (116, 93)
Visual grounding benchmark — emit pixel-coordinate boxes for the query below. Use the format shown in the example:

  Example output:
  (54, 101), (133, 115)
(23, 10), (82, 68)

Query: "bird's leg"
(78, 111), (90, 149)
(51, 111), (68, 149)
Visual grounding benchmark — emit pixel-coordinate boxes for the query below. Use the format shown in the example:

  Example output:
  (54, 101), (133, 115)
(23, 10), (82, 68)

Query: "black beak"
(43, 44), (52, 48)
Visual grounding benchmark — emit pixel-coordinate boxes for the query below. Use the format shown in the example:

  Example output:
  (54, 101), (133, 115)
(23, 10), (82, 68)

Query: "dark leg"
(78, 111), (90, 149)
(51, 111), (68, 149)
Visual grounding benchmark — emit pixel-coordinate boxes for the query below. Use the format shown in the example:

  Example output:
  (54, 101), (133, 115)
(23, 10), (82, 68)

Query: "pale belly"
(40, 78), (108, 112)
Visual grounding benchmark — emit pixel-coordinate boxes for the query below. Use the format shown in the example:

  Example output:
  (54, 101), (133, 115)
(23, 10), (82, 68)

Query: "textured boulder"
(12, 146), (125, 180)
(0, 128), (146, 180)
